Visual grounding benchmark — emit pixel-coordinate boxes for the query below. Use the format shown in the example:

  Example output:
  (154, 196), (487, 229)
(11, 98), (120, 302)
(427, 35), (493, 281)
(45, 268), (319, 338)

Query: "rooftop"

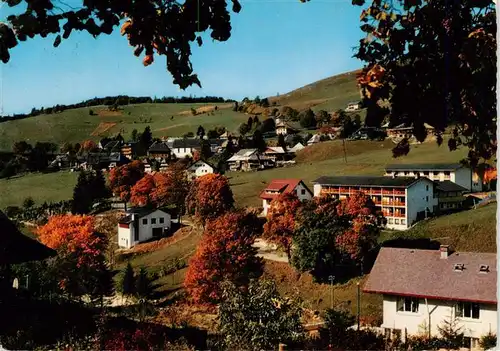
(312, 176), (428, 188)
(385, 163), (464, 171)
(364, 247), (496, 304)
(435, 180), (468, 193)
(260, 179), (307, 200)
(172, 138), (201, 149)
(148, 141), (171, 153)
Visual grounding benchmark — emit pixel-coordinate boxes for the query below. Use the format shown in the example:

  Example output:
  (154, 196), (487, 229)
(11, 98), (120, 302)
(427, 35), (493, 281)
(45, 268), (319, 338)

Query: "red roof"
(259, 179), (303, 200)
(363, 247), (496, 304)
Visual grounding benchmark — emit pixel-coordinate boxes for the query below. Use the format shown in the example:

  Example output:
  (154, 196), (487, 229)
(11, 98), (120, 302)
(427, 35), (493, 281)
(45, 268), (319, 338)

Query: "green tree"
(217, 279), (304, 351)
(315, 110), (330, 126)
(131, 129), (139, 142)
(200, 139), (212, 159)
(260, 97), (270, 108)
(139, 126), (153, 153)
(22, 197), (35, 209)
(277, 134), (287, 151)
(135, 267), (153, 300)
(247, 116), (253, 131)
(437, 315), (465, 349)
(197, 125), (205, 139)
(299, 108), (317, 129)
(259, 118), (276, 134)
(238, 122), (250, 136)
(72, 170), (109, 214)
(12, 141), (32, 155)
(254, 96), (261, 105)
(353, 0), (495, 166)
(118, 262), (136, 299)
(252, 130), (267, 152)
(281, 106), (299, 121)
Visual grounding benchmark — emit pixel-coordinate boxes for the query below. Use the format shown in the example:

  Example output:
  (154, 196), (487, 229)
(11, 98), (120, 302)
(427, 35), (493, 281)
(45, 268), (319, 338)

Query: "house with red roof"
(364, 245), (497, 349)
(259, 179), (313, 215)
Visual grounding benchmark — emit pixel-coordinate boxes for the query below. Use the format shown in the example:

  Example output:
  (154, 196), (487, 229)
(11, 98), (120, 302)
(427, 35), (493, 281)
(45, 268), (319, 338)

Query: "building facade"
(186, 160), (217, 180)
(384, 163), (483, 192)
(260, 179), (313, 216)
(118, 208), (171, 249)
(364, 246), (497, 349)
(171, 138), (201, 159)
(312, 176), (437, 230)
(147, 141), (171, 160)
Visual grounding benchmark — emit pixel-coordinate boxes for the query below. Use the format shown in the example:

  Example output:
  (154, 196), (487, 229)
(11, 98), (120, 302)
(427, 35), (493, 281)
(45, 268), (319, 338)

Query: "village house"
(143, 160), (169, 174)
(288, 142), (305, 153)
(307, 134), (321, 146)
(275, 119), (298, 136)
(147, 141), (171, 160)
(386, 123), (435, 143)
(117, 207), (172, 249)
(262, 146), (292, 163)
(345, 101), (361, 112)
(363, 246), (497, 349)
(207, 138), (225, 154)
(186, 159), (217, 180)
(259, 179), (313, 216)
(227, 149), (264, 172)
(384, 163), (482, 192)
(121, 142), (138, 160)
(434, 180), (468, 213)
(312, 175), (437, 230)
(171, 138), (201, 159)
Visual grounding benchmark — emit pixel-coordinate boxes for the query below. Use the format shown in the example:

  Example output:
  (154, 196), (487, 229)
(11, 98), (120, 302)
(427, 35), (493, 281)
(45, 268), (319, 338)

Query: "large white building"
(384, 163), (483, 193)
(259, 179), (313, 216)
(118, 208), (171, 249)
(364, 246), (497, 350)
(312, 175), (437, 230)
(171, 138), (201, 159)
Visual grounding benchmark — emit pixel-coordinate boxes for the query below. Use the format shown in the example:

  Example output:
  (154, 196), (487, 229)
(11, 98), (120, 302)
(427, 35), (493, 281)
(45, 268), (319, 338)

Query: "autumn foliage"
(184, 211), (263, 305)
(185, 174), (234, 225)
(37, 214), (111, 296)
(108, 160), (145, 202)
(130, 165), (189, 209)
(262, 193), (302, 258)
(81, 140), (98, 152)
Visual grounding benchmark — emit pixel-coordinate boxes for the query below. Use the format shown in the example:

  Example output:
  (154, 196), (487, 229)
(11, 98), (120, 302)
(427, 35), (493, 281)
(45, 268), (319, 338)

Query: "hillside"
(269, 69), (362, 113)
(0, 69), (362, 151)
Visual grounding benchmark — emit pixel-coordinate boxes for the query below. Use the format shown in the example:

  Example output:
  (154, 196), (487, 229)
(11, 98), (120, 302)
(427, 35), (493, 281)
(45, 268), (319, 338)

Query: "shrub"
(479, 332), (497, 350)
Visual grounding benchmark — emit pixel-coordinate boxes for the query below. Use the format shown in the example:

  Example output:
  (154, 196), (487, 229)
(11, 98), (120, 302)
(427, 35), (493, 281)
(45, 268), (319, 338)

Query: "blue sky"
(1, 0), (364, 115)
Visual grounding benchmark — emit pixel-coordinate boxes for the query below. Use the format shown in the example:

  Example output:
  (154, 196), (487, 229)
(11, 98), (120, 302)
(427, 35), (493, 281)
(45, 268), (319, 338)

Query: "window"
(142, 218), (148, 225)
(151, 218), (157, 224)
(397, 297), (419, 313)
(301, 189), (306, 195)
(426, 185), (429, 191)
(159, 217), (164, 224)
(388, 218), (393, 224)
(444, 171), (450, 176)
(404, 171), (409, 176)
(423, 171), (429, 176)
(401, 219), (406, 225)
(456, 302), (480, 319)
(395, 219), (400, 224)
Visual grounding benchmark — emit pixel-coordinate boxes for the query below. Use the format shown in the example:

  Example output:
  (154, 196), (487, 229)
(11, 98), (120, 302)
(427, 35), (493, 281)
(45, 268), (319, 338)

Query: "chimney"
(440, 245), (450, 259)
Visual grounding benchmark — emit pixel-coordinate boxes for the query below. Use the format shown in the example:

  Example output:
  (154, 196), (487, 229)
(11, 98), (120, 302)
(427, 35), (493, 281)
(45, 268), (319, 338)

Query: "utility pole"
(328, 275), (335, 309)
(357, 282), (361, 331)
(342, 139), (348, 163)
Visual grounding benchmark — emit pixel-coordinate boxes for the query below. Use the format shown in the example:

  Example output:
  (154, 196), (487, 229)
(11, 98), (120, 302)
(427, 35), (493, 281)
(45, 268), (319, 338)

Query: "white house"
(312, 175), (437, 230)
(171, 138), (201, 159)
(384, 163), (483, 193)
(186, 159), (217, 180)
(117, 208), (172, 249)
(364, 246), (497, 350)
(259, 179), (313, 216)
(289, 142), (305, 153)
(275, 119), (298, 136)
(307, 134), (321, 146)
(227, 148), (264, 172)
(345, 101), (361, 112)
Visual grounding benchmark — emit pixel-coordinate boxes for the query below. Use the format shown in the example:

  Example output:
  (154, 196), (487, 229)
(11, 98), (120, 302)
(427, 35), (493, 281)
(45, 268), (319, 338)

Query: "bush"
(479, 332), (497, 350)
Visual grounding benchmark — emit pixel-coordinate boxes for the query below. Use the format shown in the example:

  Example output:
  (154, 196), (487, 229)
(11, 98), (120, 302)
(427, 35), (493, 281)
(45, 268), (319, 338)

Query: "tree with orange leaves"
(130, 174), (156, 207)
(262, 193), (302, 259)
(37, 214), (112, 298)
(184, 210), (263, 305)
(108, 160), (145, 202)
(81, 140), (98, 153)
(185, 174), (234, 226)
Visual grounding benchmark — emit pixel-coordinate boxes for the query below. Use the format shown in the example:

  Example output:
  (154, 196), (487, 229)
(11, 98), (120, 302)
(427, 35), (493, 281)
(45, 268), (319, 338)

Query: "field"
(0, 171), (78, 209)
(229, 138), (469, 208)
(0, 69), (363, 151)
(0, 103), (247, 151)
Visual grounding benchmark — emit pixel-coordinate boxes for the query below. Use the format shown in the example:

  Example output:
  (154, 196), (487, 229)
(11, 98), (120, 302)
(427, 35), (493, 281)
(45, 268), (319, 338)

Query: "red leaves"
(108, 160), (145, 201)
(186, 174), (234, 225)
(37, 214), (106, 269)
(130, 169), (189, 208)
(81, 140), (97, 152)
(130, 174), (155, 207)
(184, 211), (263, 305)
(335, 193), (381, 260)
(262, 193), (301, 257)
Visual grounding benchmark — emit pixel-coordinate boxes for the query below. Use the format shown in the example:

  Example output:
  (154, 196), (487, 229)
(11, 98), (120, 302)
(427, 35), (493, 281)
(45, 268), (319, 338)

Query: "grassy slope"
(0, 103), (246, 151)
(269, 69), (362, 113)
(0, 171), (78, 208)
(229, 139), (469, 208)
